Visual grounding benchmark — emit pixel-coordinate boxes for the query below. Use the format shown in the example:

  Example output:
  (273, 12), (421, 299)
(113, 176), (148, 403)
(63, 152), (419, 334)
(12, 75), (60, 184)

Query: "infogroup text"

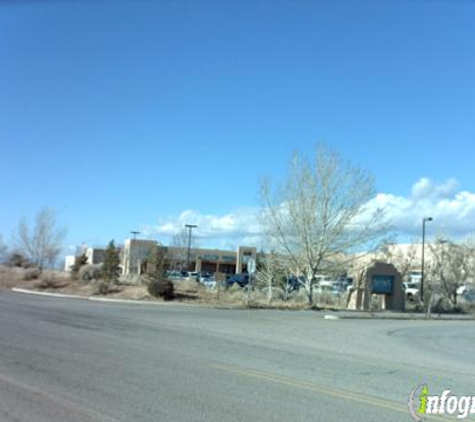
(409, 385), (475, 420)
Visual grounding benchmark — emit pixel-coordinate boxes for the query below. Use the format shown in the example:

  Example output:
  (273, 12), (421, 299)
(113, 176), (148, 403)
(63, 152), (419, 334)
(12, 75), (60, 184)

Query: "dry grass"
(174, 279), (205, 294)
(118, 274), (145, 286)
(0, 265), (349, 311)
(34, 270), (71, 289)
(0, 266), (34, 290)
(209, 286), (351, 310)
(106, 286), (151, 301)
(246, 296), (310, 310)
(0, 266), (72, 291)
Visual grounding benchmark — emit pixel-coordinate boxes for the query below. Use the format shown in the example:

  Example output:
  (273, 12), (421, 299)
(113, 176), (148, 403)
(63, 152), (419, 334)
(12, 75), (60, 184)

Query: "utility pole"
(130, 231), (140, 240)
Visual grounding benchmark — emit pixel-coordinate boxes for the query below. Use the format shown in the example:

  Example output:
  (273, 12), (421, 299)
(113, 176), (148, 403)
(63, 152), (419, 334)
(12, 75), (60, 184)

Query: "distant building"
(122, 239), (159, 275)
(63, 246), (106, 272)
(65, 238), (257, 276)
(64, 255), (76, 272)
(121, 239), (257, 276)
(173, 245), (257, 274)
(85, 247), (106, 265)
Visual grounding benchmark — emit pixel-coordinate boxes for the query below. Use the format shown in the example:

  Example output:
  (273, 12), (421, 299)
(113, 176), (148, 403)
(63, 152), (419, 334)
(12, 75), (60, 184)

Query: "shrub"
(461, 301), (475, 316)
(289, 288), (309, 303)
(261, 287), (285, 301)
(22, 267), (41, 281)
(118, 274), (143, 286)
(70, 253), (88, 280)
(177, 279), (203, 294)
(78, 264), (103, 284)
(148, 277), (175, 300)
(7, 252), (31, 268)
(431, 297), (453, 314)
(227, 283), (242, 293)
(225, 286), (246, 302)
(36, 271), (69, 289)
(95, 281), (116, 295)
(0, 265), (25, 288)
(370, 294), (383, 311)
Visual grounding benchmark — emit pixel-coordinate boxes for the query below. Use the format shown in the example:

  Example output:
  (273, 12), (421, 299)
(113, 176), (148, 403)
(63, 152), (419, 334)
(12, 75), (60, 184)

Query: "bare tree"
(345, 256), (372, 308)
(427, 237), (474, 308)
(463, 236), (475, 287)
(168, 228), (199, 271)
(255, 250), (286, 303)
(382, 241), (419, 282)
(0, 234), (8, 264)
(14, 207), (66, 270)
(260, 145), (389, 306)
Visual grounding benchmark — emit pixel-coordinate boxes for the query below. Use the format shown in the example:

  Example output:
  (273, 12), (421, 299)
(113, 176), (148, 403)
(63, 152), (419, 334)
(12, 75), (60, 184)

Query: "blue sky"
(1, 0), (474, 252)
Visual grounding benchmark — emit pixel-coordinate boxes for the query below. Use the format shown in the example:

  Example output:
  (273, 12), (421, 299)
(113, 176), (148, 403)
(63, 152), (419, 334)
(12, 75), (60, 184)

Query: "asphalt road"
(0, 292), (474, 422)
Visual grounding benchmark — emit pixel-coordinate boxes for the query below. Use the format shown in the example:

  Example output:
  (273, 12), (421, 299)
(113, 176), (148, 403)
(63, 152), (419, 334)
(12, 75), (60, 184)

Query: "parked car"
(199, 273), (215, 283)
(286, 276), (304, 292)
(225, 273), (249, 287)
(462, 288), (475, 302)
(330, 283), (347, 296)
(165, 270), (182, 280)
(315, 281), (334, 294)
(185, 271), (200, 281)
(199, 273), (213, 282)
(403, 282), (419, 301)
(200, 276), (217, 289)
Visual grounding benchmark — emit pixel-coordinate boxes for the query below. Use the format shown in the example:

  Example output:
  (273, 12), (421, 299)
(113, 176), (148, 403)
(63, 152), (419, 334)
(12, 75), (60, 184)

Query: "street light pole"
(185, 224), (197, 271)
(421, 217), (433, 302)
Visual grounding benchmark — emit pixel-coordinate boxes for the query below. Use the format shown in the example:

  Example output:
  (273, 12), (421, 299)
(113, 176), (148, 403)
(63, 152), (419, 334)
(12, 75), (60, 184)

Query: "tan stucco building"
(121, 238), (257, 276)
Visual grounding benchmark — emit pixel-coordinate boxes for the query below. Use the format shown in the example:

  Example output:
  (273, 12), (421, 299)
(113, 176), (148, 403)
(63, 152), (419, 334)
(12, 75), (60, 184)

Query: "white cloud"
(141, 208), (262, 250)
(411, 177), (434, 200)
(377, 178), (475, 238)
(411, 177), (459, 201)
(141, 178), (475, 249)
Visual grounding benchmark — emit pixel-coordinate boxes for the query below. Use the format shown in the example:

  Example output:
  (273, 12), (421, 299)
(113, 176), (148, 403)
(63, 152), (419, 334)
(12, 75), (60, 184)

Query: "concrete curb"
(323, 315), (340, 320)
(11, 288), (86, 300)
(322, 312), (475, 321)
(88, 297), (177, 306)
(9, 288), (245, 309)
(11, 288), (192, 307)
